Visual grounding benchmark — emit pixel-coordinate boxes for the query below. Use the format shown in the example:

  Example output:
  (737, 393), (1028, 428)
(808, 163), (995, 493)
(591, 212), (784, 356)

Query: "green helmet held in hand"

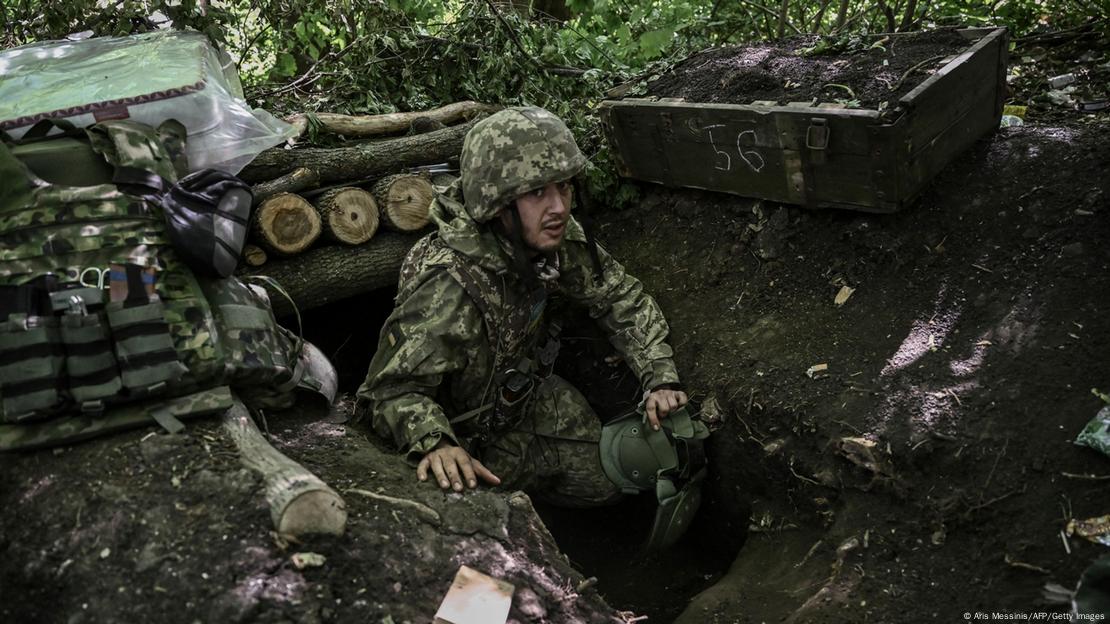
(460, 107), (587, 223)
(599, 404), (710, 551)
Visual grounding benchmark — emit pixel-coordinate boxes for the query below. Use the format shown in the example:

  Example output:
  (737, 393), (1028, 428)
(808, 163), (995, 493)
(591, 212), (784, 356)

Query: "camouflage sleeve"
(356, 270), (483, 462)
(561, 240), (680, 391)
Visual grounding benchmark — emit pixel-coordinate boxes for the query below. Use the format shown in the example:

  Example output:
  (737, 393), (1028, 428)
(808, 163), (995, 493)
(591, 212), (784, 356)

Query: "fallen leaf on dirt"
(1066, 514), (1110, 546)
(834, 285), (855, 306)
(835, 437), (895, 480)
(806, 363), (828, 378)
(291, 552), (327, 569)
(930, 526), (946, 546)
(700, 395), (723, 425)
(99, 548), (110, 559)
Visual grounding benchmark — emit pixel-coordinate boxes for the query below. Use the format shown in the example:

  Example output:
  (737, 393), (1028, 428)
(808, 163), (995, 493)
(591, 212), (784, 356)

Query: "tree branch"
(739, 0), (803, 35)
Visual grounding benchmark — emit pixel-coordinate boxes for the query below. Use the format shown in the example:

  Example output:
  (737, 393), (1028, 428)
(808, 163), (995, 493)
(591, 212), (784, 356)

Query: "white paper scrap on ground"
(434, 565), (515, 624)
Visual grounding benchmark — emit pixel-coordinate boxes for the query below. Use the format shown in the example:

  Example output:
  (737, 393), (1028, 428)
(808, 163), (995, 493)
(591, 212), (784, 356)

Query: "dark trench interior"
(287, 289), (750, 622)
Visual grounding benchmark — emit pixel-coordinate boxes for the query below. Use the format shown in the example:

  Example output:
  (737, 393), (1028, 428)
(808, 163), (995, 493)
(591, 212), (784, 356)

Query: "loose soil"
(646, 29), (972, 109)
(3, 38), (1110, 624)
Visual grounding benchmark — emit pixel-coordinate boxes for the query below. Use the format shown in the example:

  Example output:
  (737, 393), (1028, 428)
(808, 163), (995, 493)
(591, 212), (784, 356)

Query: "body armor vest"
(0, 119), (312, 450)
(397, 234), (554, 440)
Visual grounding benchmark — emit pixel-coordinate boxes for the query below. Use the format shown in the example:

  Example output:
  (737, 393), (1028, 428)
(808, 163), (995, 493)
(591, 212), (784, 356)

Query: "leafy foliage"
(2, 0), (1104, 205)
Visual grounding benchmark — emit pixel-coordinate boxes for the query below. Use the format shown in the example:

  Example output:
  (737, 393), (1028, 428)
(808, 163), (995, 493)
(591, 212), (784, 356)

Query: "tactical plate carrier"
(0, 118), (323, 450)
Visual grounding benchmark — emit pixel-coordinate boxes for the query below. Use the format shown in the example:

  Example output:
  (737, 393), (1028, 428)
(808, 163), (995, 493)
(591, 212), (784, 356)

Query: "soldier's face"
(504, 180), (573, 253)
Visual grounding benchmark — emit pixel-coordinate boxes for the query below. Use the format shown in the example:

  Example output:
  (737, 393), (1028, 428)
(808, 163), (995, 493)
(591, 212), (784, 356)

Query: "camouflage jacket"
(357, 182), (679, 461)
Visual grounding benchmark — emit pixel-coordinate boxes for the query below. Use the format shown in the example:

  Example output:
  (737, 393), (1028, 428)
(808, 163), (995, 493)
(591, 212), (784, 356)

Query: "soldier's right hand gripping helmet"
(459, 107), (587, 223)
(600, 405), (711, 551)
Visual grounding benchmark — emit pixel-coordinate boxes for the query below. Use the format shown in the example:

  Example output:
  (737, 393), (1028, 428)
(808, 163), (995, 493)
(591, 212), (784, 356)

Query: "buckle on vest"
(499, 369), (535, 408)
(80, 400), (106, 417)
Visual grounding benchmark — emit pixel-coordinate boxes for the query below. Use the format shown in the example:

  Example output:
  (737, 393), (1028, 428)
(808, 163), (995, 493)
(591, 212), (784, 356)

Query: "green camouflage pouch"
(105, 263), (188, 397)
(55, 287), (122, 412)
(0, 313), (66, 422)
(199, 277), (300, 410)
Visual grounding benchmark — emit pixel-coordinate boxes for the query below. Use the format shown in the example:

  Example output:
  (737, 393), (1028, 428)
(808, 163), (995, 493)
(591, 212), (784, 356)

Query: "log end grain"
(243, 244), (268, 267)
(254, 193), (322, 256)
(375, 174), (434, 232)
(277, 489), (349, 536)
(317, 187), (380, 245)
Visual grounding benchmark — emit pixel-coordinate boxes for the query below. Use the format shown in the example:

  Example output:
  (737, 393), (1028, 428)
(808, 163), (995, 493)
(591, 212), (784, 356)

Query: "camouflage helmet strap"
(506, 206), (540, 291)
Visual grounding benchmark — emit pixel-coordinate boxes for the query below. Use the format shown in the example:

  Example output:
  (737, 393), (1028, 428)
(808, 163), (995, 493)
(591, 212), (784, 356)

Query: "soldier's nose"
(549, 190), (568, 216)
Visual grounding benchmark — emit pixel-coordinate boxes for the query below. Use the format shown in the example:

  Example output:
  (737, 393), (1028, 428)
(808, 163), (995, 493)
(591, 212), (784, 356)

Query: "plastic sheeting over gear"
(0, 30), (294, 173)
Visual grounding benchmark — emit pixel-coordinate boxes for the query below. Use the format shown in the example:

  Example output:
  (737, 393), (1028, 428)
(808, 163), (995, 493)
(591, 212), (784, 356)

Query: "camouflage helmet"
(460, 107), (587, 223)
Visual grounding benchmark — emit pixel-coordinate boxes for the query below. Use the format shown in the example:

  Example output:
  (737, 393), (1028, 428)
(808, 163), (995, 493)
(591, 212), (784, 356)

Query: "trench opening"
(291, 292), (754, 622)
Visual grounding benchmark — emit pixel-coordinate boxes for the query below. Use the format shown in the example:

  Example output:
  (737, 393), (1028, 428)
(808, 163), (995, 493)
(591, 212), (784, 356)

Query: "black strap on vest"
(113, 165), (167, 197)
(21, 118), (81, 141)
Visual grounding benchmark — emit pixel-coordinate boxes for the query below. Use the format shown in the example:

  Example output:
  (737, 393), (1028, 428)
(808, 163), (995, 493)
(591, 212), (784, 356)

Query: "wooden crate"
(599, 28), (1008, 213)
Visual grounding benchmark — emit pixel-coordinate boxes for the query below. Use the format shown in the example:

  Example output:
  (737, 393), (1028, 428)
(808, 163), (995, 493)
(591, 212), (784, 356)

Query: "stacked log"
(240, 119), (476, 185)
(283, 101), (500, 139)
(242, 244), (268, 267)
(314, 187), (379, 245)
(241, 232), (422, 317)
(252, 167), (320, 205)
(251, 193), (322, 256)
(237, 102), (491, 303)
(372, 174), (435, 232)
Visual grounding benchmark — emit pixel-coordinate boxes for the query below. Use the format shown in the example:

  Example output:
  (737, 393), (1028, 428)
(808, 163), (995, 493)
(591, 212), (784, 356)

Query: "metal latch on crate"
(806, 118), (829, 150)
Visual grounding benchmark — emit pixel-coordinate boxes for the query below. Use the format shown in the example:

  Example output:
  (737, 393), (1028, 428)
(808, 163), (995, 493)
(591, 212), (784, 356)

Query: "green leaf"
(639, 28), (673, 59)
(274, 52), (297, 78)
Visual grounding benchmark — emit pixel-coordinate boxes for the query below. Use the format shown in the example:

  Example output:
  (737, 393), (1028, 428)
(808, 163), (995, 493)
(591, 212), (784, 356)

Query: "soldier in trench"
(357, 107), (696, 511)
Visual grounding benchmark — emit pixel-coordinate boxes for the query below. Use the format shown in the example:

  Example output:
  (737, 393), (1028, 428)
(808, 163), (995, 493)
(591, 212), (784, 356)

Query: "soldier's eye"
(531, 188), (545, 197)
(557, 181), (572, 192)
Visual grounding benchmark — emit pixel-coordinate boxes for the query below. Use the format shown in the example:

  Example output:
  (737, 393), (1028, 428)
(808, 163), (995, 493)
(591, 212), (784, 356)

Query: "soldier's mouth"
(543, 222), (566, 234)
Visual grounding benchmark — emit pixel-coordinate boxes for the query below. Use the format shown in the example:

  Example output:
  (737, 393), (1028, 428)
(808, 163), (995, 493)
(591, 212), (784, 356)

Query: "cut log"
(314, 187), (380, 245)
(239, 119), (478, 184)
(409, 116), (446, 135)
(252, 193), (322, 256)
(221, 398), (347, 536)
(252, 167), (320, 205)
(243, 244), (268, 267)
(284, 101), (501, 138)
(372, 174), (434, 232)
(239, 232), (422, 317)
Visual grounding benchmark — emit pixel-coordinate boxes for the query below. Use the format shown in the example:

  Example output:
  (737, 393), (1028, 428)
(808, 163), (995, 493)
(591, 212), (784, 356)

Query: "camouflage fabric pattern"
(0, 386), (234, 452)
(0, 120), (301, 445)
(86, 119), (187, 182)
(460, 107), (587, 223)
(198, 277), (300, 410)
(358, 179), (681, 469)
(480, 375), (622, 507)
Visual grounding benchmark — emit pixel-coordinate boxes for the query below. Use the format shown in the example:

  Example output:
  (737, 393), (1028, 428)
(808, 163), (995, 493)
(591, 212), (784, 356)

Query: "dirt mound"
(0, 404), (623, 624)
(646, 29), (971, 109)
(593, 124), (1109, 621)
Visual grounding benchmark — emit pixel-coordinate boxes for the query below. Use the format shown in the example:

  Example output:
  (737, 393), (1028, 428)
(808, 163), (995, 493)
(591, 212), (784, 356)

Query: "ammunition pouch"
(0, 314), (65, 422)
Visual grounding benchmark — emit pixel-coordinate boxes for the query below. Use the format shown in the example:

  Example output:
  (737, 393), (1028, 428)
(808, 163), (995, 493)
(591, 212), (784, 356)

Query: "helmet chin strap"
(506, 204), (541, 291)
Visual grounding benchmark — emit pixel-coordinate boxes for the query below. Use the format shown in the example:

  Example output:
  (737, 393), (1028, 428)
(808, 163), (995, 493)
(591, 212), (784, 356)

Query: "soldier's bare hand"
(644, 388), (688, 431)
(417, 441), (501, 491)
